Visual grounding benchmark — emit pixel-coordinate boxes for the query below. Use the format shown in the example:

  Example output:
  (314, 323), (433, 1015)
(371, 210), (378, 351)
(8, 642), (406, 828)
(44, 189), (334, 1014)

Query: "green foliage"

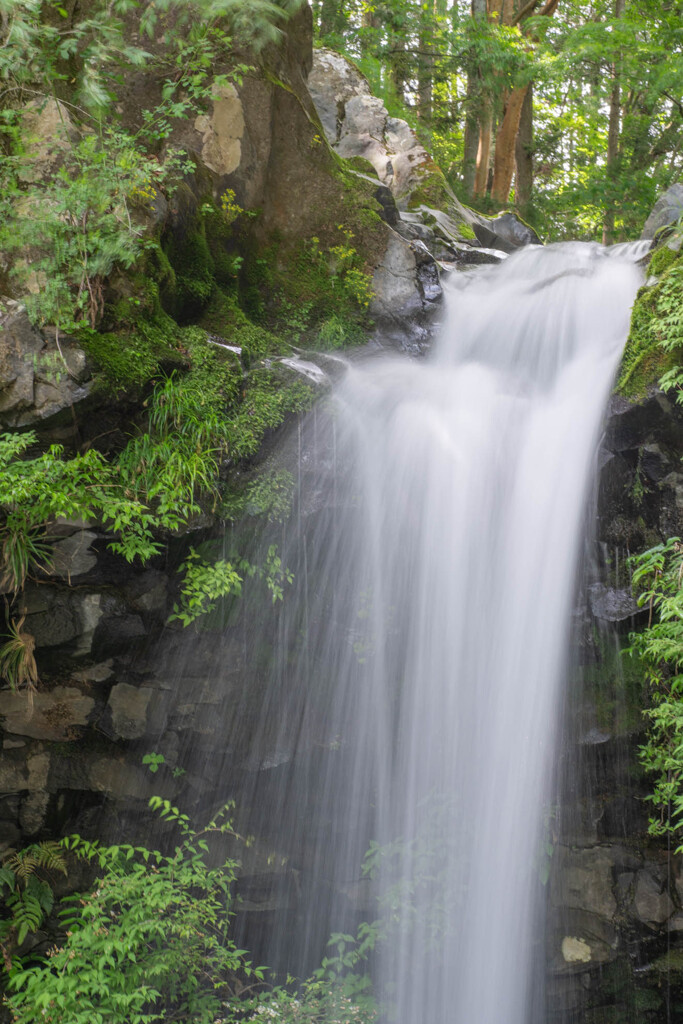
(225, 369), (315, 460)
(0, 372), (225, 607)
(0, 841), (67, 960)
(169, 548), (244, 626)
(258, 228), (375, 348)
(652, 261), (683, 402)
(617, 247), (683, 400)
(362, 793), (463, 952)
(244, 469), (296, 522)
(2, 803), (379, 1024)
(236, 923), (379, 1024)
(5, 800), (265, 1024)
(169, 543), (293, 626)
(0, 614), (38, 692)
(142, 752), (166, 774)
(0, 0), (300, 333)
(627, 538), (683, 846)
(0, 123), (187, 332)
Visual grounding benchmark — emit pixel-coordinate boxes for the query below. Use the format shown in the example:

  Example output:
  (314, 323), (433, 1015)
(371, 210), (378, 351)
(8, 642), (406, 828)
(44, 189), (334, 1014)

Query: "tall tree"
(602, 0), (626, 243)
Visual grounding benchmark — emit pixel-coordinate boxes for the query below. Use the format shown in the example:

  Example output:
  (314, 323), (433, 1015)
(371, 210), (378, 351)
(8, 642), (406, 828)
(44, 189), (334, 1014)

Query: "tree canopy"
(311, 0), (683, 240)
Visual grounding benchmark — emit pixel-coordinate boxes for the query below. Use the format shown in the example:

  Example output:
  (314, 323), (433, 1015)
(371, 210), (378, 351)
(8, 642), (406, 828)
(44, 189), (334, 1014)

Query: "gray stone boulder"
(0, 303), (92, 428)
(308, 48), (537, 267)
(309, 50), (461, 211)
(0, 686), (95, 741)
(633, 869), (674, 928)
(588, 583), (640, 624)
(551, 846), (617, 921)
(641, 183), (683, 241)
(470, 210), (541, 253)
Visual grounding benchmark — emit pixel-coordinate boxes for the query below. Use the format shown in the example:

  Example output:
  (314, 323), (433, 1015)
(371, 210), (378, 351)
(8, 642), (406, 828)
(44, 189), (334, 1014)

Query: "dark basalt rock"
(472, 211), (541, 253)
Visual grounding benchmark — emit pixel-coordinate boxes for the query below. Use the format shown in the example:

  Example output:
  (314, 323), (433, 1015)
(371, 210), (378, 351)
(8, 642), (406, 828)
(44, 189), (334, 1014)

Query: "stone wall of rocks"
(545, 390), (683, 1022)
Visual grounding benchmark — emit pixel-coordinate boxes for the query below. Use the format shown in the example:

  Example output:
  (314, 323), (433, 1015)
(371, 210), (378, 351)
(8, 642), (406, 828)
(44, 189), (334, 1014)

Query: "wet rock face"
(471, 211), (541, 253)
(308, 48), (435, 205)
(597, 391), (683, 549)
(0, 305), (93, 430)
(641, 183), (683, 241)
(549, 370), (683, 1020)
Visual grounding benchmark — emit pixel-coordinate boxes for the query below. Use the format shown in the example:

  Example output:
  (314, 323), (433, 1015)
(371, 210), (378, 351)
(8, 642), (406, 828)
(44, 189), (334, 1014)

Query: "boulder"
(471, 210), (541, 252)
(51, 530), (98, 580)
(308, 48), (470, 225)
(551, 846), (617, 920)
(370, 231), (423, 321)
(0, 686), (94, 741)
(19, 790), (49, 835)
(641, 184), (683, 241)
(634, 870), (674, 927)
(588, 583), (640, 624)
(106, 682), (154, 740)
(0, 304), (92, 429)
(88, 755), (155, 800)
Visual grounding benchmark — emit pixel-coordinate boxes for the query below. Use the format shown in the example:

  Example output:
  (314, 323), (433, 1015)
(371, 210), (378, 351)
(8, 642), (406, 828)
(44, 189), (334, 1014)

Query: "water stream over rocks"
(225, 242), (646, 1021)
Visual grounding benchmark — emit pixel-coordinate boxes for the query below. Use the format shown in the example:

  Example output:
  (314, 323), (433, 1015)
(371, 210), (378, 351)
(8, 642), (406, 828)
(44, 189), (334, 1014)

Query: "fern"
(0, 841), (67, 963)
(4, 842), (67, 882)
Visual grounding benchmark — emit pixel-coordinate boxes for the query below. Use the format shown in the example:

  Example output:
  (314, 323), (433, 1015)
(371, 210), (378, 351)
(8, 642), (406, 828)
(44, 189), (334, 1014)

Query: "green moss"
(200, 289), (290, 364)
(617, 247), (683, 400)
(225, 365), (316, 462)
(163, 225), (215, 321)
(649, 244), (678, 276)
(241, 218), (376, 350)
(346, 155), (380, 178)
(179, 325), (243, 409)
(406, 163), (453, 213)
(650, 948), (683, 973)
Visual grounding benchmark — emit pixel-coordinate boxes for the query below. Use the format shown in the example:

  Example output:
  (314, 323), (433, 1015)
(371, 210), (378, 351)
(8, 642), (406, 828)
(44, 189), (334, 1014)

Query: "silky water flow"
(218, 242), (647, 1024)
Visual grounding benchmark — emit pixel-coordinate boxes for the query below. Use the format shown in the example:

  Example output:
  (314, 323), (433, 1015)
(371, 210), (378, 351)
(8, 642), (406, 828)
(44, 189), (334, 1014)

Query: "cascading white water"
(234, 241), (645, 1022)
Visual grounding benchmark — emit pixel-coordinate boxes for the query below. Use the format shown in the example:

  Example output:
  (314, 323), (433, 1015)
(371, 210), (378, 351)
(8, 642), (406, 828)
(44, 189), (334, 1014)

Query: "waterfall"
(228, 241), (645, 1022)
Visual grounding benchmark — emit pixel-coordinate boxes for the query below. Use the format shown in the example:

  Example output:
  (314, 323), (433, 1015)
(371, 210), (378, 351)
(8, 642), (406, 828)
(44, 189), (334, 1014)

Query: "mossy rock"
(406, 163), (455, 214)
(345, 155), (380, 178)
(617, 246), (683, 400)
(200, 289), (290, 365)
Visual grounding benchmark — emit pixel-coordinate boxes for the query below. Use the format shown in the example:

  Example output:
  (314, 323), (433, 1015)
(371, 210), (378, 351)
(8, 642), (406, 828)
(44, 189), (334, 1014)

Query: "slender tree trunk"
(515, 81), (533, 208)
(490, 85), (529, 204)
(319, 0), (338, 38)
(389, 33), (407, 104)
(417, 48), (434, 123)
(603, 0), (626, 244)
(417, 4), (435, 124)
(469, 0), (489, 196)
(360, 8), (379, 56)
(474, 101), (493, 197)
(463, 80), (481, 197)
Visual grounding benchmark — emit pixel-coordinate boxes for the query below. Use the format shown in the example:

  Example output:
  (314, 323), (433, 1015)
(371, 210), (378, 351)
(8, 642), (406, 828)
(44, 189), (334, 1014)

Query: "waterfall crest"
(236, 242), (645, 1023)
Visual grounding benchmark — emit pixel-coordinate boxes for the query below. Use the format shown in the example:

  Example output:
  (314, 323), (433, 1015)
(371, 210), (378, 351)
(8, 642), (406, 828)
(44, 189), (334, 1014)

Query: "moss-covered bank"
(617, 244), (683, 401)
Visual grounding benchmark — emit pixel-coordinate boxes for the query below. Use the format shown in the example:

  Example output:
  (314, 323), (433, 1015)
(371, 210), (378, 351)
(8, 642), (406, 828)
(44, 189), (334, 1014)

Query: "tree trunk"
(319, 0), (338, 38)
(360, 8), (379, 56)
(389, 33), (407, 104)
(463, 88), (481, 197)
(490, 85), (529, 204)
(474, 101), (493, 197)
(515, 82), (533, 208)
(417, 6), (435, 124)
(602, 0), (626, 244)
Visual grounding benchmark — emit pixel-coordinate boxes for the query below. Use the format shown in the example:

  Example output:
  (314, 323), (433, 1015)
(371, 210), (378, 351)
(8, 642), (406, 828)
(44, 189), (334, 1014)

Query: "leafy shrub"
(5, 799), (265, 1024)
(627, 538), (683, 844)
